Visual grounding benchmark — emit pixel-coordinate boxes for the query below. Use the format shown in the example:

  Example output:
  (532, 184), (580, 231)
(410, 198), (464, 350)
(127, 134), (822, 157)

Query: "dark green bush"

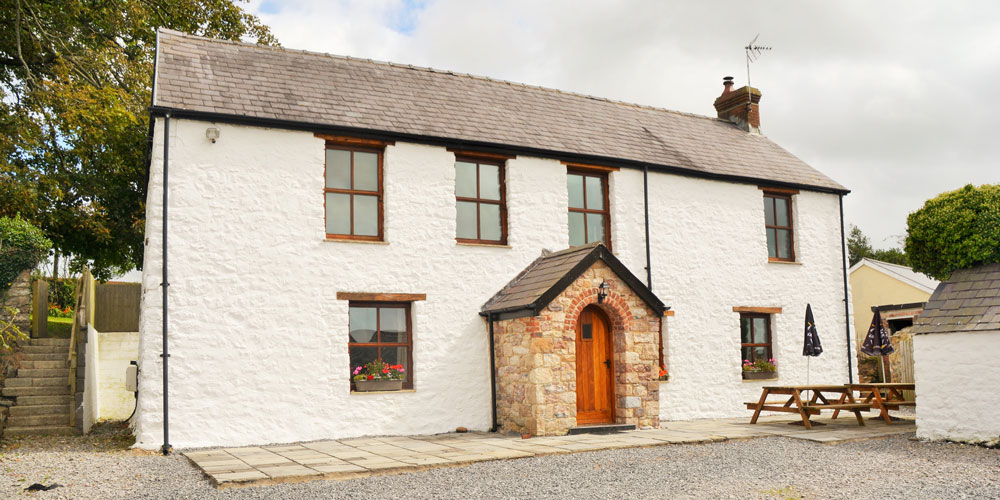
(905, 184), (1000, 281)
(0, 215), (52, 296)
(45, 278), (77, 309)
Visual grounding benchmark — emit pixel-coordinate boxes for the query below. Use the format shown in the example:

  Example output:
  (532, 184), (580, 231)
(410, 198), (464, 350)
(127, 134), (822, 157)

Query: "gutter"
(839, 195), (854, 384)
(643, 164), (652, 289)
(146, 106), (851, 197)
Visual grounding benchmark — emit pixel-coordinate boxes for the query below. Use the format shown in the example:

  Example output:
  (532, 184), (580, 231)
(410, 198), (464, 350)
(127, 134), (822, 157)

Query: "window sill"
(350, 389), (415, 395)
(456, 241), (511, 249)
(767, 259), (802, 265)
(324, 238), (389, 245)
(741, 373), (779, 382)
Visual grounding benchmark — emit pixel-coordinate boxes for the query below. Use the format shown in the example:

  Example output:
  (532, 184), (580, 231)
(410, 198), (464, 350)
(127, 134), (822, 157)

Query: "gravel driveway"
(2, 425), (998, 499)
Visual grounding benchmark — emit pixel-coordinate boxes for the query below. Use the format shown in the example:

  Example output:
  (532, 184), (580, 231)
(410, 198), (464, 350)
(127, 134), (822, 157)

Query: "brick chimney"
(713, 76), (762, 134)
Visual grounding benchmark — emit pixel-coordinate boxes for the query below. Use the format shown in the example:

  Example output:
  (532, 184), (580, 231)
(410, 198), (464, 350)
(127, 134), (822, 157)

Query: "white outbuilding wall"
(914, 331), (1000, 444)
(135, 118), (854, 449)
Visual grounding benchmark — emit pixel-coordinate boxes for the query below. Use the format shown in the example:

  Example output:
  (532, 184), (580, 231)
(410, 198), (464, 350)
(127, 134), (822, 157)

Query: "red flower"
(382, 368), (390, 374)
(366, 375), (374, 380)
(390, 365), (403, 370)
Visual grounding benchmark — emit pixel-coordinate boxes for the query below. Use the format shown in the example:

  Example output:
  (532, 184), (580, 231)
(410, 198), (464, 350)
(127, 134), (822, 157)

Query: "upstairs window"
(455, 158), (506, 244)
(325, 145), (383, 240)
(568, 170), (611, 249)
(763, 191), (794, 261)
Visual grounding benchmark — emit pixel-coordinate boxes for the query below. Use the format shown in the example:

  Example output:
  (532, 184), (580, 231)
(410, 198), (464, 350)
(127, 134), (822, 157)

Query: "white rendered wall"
(136, 118), (854, 448)
(97, 331), (139, 421)
(83, 325), (99, 433)
(914, 331), (1000, 444)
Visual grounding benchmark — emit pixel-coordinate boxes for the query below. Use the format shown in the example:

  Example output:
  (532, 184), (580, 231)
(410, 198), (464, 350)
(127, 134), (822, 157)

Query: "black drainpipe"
(838, 194), (853, 384)
(487, 313), (498, 432)
(643, 165), (652, 289)
(161, 113), (172, 455)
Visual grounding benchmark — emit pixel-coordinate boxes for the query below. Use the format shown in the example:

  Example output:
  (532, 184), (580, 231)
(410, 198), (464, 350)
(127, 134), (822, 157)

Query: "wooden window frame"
(455, 156), (508, 245)
(324, 143), (384, 241)
(739, 312), (773, 363)
(763, 191), (794, 262)
(348, 301), (413, 390)
(567, 169), (612, 250)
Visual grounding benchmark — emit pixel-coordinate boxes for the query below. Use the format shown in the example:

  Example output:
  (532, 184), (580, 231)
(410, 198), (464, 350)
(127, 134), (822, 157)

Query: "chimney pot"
(713, 76), (762, 133)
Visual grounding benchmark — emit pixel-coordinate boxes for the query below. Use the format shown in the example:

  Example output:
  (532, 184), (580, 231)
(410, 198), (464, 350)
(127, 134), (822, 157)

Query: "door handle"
(603, 360), (611, 368)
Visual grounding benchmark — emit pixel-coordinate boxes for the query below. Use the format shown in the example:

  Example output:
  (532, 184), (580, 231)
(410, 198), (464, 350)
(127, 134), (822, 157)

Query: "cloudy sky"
(248, 0), (998, 249)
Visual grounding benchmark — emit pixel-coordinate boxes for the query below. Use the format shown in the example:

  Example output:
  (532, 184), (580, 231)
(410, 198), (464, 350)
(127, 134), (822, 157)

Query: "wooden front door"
(576, 305), (614, 425)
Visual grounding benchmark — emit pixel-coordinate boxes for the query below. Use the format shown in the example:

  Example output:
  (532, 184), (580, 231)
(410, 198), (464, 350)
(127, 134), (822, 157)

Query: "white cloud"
(246, 0), (1000, 248)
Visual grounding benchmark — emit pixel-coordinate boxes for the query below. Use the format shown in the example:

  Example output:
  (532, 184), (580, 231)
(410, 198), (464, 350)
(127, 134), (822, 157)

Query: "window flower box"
(354, 379), (403, 392)
(742, 358), (777, 380)
(742, 371), (777, 381)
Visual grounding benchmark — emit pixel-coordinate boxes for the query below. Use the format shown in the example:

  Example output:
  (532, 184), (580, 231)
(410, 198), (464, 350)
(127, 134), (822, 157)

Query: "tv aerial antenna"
(745, 34), (771, 106)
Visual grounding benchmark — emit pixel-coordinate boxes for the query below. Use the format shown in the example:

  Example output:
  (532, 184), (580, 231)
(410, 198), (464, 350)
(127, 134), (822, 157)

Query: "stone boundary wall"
(494, 261), (660, 436)
(1, 270), (32, 337)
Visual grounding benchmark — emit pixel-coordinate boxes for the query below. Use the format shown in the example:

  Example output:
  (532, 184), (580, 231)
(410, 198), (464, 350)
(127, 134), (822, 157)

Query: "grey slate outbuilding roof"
(912, 263), (1000, 335)
(152, 29), (847, 193)
(481, 243), (665, 320)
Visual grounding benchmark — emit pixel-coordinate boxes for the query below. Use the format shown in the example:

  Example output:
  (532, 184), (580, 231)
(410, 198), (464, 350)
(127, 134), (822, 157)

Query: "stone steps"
(20, 353), (69, 362)
(20, 344), (69, 355)
(4, 425), (76, 436)
(14, 395), (73, 406)
(19, 360), (68, 369)
(1, 385), (71, 397)
(15, 368), (70, 378)
(4, 376), (67, 387)
(9, 404), (68, 417)
(7, 413), (70, 427)
(27, 338), (71, 346)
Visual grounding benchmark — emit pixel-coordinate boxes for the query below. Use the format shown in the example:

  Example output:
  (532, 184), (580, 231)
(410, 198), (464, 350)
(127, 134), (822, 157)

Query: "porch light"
(206, 126), (220, 143)
(597, 280), (610, 303)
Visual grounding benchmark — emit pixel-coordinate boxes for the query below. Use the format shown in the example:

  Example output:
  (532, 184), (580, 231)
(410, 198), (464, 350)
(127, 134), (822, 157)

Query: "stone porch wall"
(494, 261), (660, 436)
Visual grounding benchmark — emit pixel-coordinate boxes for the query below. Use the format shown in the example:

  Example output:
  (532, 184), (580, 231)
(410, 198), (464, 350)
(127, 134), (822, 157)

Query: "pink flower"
(353, 366), (363, 375)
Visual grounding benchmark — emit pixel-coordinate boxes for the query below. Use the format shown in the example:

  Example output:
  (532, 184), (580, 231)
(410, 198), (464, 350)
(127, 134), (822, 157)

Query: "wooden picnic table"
(745, 385), (871, 430)
(835, 383), (915, 424)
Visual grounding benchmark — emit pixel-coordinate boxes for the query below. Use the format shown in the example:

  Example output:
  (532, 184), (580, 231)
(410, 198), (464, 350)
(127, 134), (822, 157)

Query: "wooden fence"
(94, 283), (141, 332)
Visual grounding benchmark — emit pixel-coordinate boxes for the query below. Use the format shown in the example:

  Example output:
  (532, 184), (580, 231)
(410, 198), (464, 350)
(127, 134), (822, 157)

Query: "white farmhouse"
(135, 29), (856, 449)
(912, 263), (1000, 445)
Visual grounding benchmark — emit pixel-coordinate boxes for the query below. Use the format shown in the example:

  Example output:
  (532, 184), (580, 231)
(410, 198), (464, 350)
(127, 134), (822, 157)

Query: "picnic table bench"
(833, 383), (915, 424)
(745, 385), (872, 430)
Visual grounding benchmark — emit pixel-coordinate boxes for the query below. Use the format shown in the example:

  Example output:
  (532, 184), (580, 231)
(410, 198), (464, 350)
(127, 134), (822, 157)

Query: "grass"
(45, 317), (73, 338)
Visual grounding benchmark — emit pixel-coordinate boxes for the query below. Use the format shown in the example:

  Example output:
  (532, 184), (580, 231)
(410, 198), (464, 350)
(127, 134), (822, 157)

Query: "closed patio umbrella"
(803, 304), (823, 390)
(861, 309), (895, 382)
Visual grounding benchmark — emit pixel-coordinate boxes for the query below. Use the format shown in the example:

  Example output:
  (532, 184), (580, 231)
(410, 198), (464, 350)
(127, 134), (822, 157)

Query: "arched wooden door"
(576, 305), (614, 425)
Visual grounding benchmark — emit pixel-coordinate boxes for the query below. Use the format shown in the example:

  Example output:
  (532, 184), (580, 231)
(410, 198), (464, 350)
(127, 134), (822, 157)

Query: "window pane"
(326, 149), (351, 189)
(457, 201), (478, 239)
(380, 346), (409, 381)
(479, 164), (501, 201)
(775, 197), (789, 226)
(753, 317), (769, 343)
(776, 229), (791, 259)
(742, 346), (752, 362)
(568, 174), (584, 209)
(349, 346), (378, 374)
(354, 152), (379, 191)
(354, 195), (379, 236)
(455, 161), (477, 198)
(480, 203), (501, 241)
(380, 308), (407, 343)
(586, 213), (605, 244)
(325, 193), (350, 235)
(585, 176), (604, 210)
(763, 197), (775, 226)
(752, 346), (767, 361)
(740, 317), (752, 343)
(568, 212), (585, 246)
(349, 307), (377, 343)
(766, 228), (777, 258)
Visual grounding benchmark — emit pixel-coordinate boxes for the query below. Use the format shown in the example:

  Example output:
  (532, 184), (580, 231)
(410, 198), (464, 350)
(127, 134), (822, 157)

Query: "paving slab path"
(184, 416), (916, 488)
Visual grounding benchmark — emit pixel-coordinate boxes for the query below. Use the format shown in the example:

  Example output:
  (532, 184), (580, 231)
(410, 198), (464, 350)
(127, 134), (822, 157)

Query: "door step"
(567, 423), (636, 435)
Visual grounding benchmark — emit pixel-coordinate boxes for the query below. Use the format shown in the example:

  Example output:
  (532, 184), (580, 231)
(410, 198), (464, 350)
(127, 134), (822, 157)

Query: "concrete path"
(184, 415), (915, 488)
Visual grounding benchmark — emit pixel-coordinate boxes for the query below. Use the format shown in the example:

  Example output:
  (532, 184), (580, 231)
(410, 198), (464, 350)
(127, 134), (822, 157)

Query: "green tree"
(905, 184), (1000, 281)
(847, 224), (910, 267)
(0, 215), (51, 296)
(0, 0), (276, 280)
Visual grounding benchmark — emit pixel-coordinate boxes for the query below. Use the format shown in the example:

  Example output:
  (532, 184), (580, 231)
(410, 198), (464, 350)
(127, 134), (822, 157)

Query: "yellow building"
(849, 258), (938, 336)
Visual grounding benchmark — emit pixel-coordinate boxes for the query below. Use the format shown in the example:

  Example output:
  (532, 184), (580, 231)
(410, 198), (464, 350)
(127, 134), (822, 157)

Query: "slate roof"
(481, 243), (665, 319)
(850, 258), (939, 294)
(912, 263), (1000, 335)
(152, 29), (847, 193)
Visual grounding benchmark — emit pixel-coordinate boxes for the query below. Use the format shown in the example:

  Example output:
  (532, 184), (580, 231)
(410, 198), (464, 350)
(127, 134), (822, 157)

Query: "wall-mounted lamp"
(206, 127), (220, 143)
(597, 280), (610, 303)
